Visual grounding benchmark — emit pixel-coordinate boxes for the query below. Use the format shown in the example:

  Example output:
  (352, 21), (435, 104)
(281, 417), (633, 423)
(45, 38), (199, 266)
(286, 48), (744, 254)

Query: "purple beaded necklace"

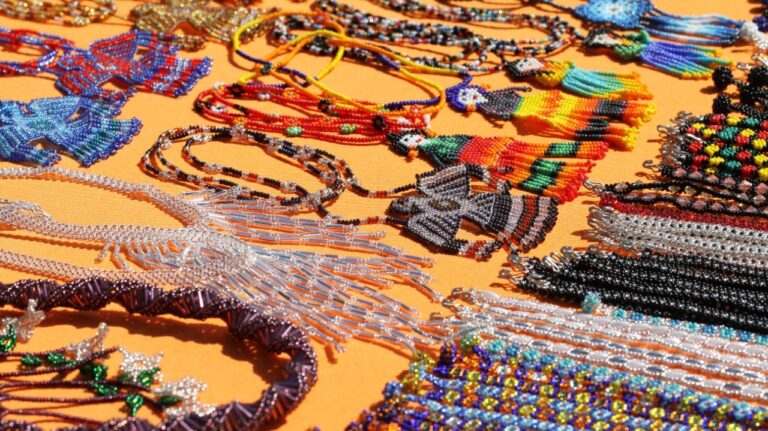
(0, 278), (318, 431)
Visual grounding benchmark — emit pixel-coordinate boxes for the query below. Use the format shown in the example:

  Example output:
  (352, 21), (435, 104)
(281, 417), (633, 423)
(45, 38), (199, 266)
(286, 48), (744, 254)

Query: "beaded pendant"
(583, 28), (732, 79)
(384, 165), (558, 259)
(387, 131), (605, 202)
(445, 80), (655, 149)
(0, 28), (212, 102)
(505, 57), (652, 100)
(539, 0), (749, 47)
(0, 96), (141, 166)
(130, 0), (266, 51)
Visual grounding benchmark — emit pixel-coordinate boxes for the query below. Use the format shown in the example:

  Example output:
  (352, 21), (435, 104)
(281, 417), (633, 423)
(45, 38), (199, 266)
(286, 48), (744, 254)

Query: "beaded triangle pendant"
(0, 96), (141, 166)
(382, 165), (558, 260)
(387, 131), (605, 202)
(446, 80), (655, 149)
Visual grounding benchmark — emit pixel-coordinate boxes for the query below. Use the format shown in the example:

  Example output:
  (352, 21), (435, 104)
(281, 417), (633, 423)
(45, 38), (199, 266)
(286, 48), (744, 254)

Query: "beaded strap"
(0, 278), (317, 431)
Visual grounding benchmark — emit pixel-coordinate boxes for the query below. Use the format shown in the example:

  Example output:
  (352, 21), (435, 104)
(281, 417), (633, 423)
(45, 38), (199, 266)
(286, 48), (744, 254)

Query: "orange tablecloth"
(0, 1), (757, 429)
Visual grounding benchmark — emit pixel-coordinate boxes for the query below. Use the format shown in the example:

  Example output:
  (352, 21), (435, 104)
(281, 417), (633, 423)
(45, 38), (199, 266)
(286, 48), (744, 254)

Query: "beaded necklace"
(0, 278), (317, 430)
(0, 96), (141, 167)
(349, 337), (768, 431)
(512, 248), (768, 332)
(0, 167), (438, 350)
(0, 28), (212, 103)
(142, 125), (559, 259)
(278, 0), (653, 100)
(130, 0), (267, 51)
(368, 0), (735, 79)
(0, 0), (115, 26)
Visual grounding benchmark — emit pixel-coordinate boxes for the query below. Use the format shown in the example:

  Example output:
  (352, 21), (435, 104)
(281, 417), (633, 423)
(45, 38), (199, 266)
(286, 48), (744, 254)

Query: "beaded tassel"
(52, 31), (212, 102)
(446, 82), (655, 149)
(388, 131), (604, 202)
(0, 96), (141, 166)
(584, 29), (731, 79)
(506, 57), (652, 100)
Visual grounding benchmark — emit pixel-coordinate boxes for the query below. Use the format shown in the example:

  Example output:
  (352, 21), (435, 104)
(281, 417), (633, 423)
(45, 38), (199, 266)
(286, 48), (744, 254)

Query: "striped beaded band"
(0, 278), (317, 431)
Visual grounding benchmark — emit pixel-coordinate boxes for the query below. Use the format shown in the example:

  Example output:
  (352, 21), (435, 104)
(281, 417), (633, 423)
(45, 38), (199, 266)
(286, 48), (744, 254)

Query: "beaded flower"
(0, 96), (141, 166)
(572, 0), (654, 29)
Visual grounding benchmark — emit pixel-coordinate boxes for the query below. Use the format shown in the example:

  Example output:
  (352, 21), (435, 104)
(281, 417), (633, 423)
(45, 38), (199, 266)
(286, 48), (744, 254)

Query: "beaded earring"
(130, 0), (266, 51)
(445, 78), (655, 149)
(0, 28), (212, 103)
(143, 126), (559, 259)
(0, 0), (115, 26)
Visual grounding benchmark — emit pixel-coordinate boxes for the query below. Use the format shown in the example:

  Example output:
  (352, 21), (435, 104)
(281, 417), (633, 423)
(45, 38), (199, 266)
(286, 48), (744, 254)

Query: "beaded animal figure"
(0, 96), (141, 166)
(387, 131), (604, 202)
(384, 165), (558, 259)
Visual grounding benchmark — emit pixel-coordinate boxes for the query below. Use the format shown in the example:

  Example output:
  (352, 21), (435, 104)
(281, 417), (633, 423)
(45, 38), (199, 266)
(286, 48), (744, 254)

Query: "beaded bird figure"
(446, 81), (655, 149)
(0, 96), (141, 166)
(384, 165), (558, 260)
(387, 131), (605, 202)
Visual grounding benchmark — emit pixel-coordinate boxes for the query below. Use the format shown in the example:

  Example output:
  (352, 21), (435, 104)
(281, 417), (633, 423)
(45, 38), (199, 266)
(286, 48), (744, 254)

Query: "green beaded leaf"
(46, 352), (69, 366)
(20, 354), (42, 368)
(157, 395), (181, 406)
(136, 368), (161, 388)
(91, 382), (119, 397)
(0, 326), (17, 353)
(124, 393), (144, 416)
(80, 362), (108, 382)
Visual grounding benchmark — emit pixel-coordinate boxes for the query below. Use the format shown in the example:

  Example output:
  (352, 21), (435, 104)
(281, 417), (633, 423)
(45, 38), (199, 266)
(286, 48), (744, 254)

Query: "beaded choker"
(349, 336), (768, 430)
(0, 167), (439, 351)
(0, 96), (141, 167)
(130, 0), (267, 51)
(0, 28), (212, 102)
(0, 278), (316, 430)
(142, 125), (558, 259)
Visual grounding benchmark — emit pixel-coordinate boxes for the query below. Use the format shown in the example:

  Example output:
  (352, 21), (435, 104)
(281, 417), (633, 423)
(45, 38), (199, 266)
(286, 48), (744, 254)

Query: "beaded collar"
(0, 278), (316, 430)
(0, 96), (141, 167)
(0, 28), (212, 102)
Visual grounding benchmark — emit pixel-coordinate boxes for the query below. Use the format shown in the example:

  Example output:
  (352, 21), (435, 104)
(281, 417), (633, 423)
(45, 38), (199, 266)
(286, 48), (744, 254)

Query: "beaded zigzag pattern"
(0, 96), (141, 166)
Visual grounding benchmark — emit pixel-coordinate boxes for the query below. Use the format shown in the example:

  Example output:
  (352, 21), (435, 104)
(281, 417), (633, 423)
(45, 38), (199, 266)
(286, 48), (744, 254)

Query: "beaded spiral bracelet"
(0, 278), (317, 430)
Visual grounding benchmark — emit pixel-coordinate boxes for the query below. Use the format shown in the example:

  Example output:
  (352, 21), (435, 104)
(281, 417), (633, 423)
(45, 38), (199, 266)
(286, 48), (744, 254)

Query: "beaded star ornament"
(142, 126), (558, 260)
(0, 278), (317, 430)
(0, 28), (212, 102)
(130, 0), (267, 51)
(349, 336), (768, 431)
(0, 96), (141, 167)
(0, 167), (439, 351)
(0, 0), (115, 26)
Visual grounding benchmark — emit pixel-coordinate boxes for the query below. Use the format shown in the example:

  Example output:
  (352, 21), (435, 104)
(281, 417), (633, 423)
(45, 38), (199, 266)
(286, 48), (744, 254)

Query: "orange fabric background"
(0, 0), (759, 429)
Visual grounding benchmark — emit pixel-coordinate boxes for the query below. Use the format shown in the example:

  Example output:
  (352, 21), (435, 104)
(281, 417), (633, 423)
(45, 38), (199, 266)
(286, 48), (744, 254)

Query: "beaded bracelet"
(512, 248), (768, 333)
(142, 126), (559, 259)
(0, 278), (317, 430)
(349, 337), (768, 430)
(0, 0), (115, 26)
(130, 0), (267, 51)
